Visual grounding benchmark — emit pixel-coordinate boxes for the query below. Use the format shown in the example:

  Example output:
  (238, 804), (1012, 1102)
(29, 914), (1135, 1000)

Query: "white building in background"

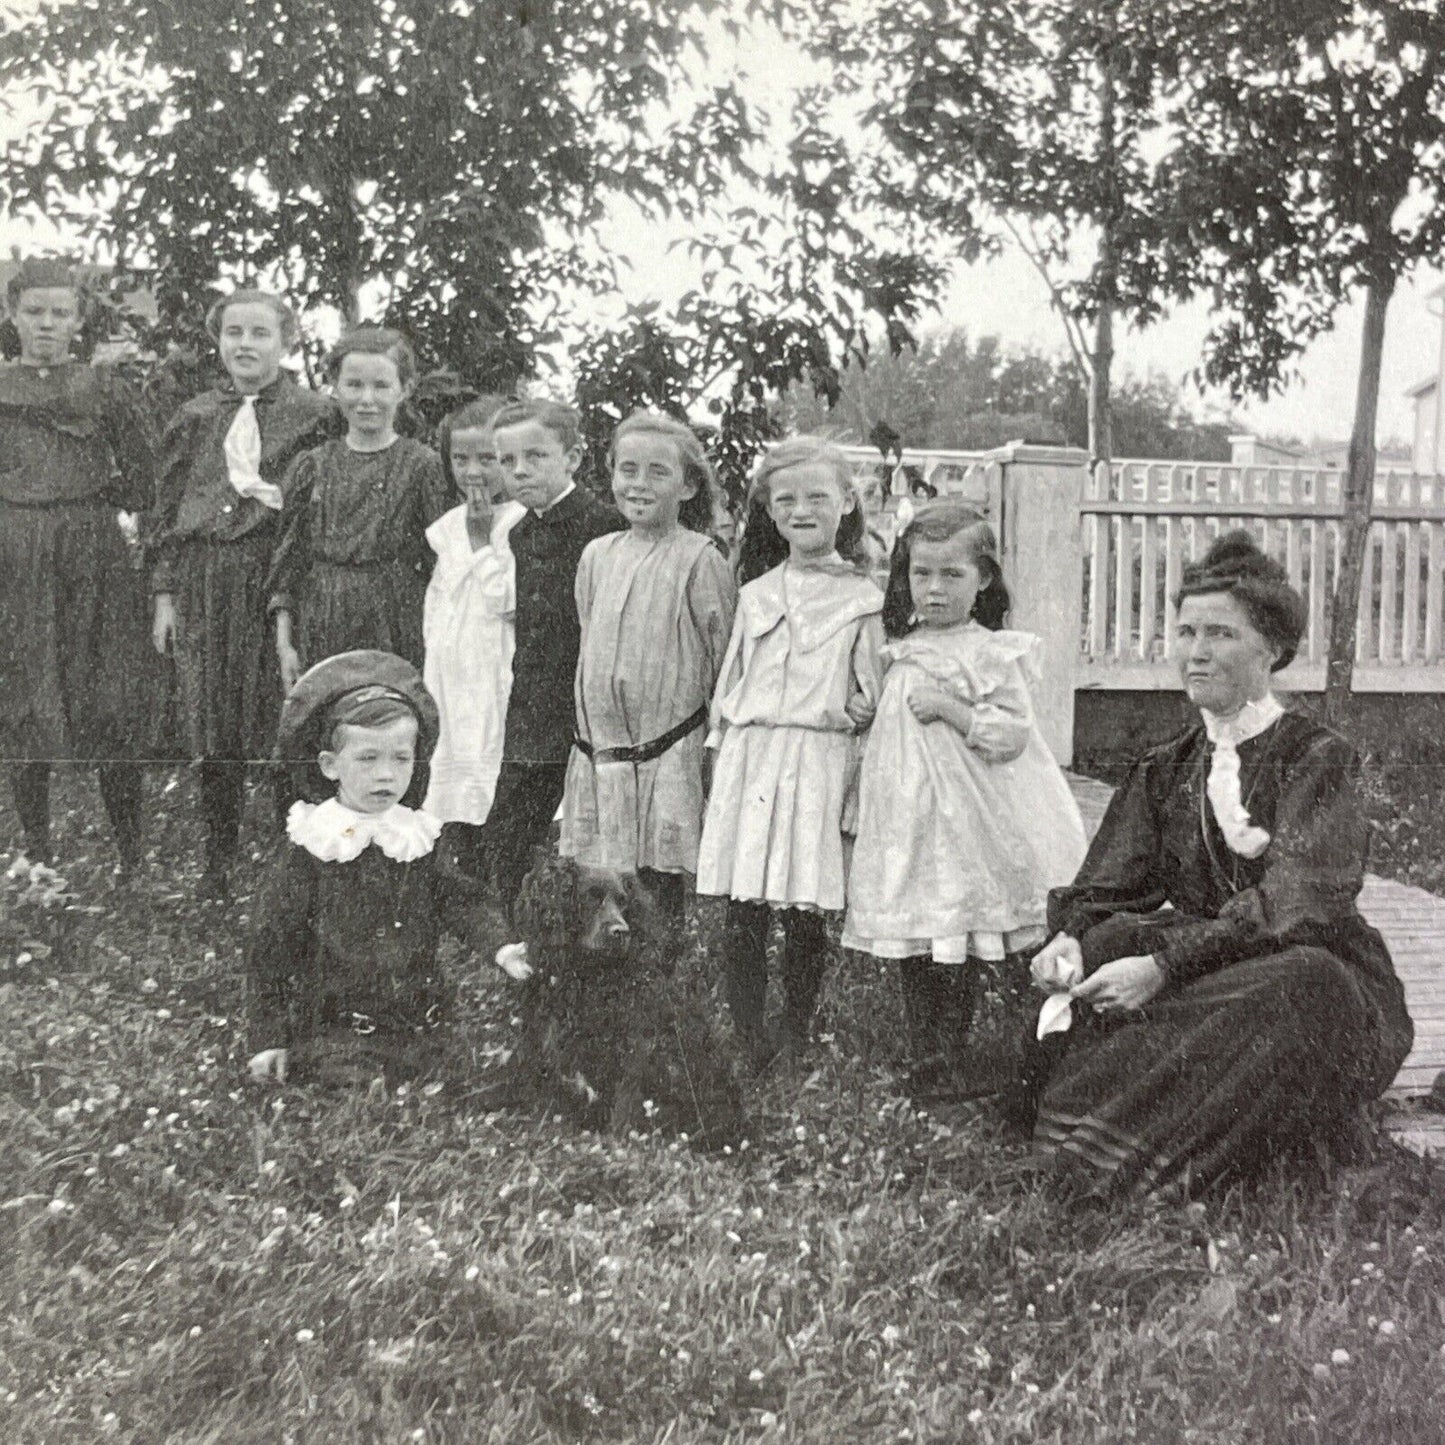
(1408, 282), (1445, 477)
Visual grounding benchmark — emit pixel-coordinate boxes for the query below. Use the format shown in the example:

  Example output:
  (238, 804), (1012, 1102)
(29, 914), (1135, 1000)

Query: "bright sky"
(0, 0), (1437, 446)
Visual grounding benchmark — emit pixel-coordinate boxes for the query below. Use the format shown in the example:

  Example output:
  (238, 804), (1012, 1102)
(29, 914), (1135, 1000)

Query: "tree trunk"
(1324, 276), (1394, 722)
(1088, 52), (1118, 478)
(1088, 289), (1114, 473)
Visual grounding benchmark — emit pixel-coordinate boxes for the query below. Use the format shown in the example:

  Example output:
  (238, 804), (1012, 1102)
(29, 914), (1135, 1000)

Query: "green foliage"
(1153, 0), (1445, 398)
(806, 0), (1186, 461)
(1147, 0), (1445, 709)
(0, 1), (941, 501)
(2, 769), (1445, 1442)
(0, 0), (752, 384)
(780, 329), (1235, 461)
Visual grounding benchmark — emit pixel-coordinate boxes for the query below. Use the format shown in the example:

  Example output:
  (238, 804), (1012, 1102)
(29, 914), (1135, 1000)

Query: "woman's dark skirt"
(172, 533), (282, 762)
(1033, 930), (1413, 1197)
(0, 499), (158, 763)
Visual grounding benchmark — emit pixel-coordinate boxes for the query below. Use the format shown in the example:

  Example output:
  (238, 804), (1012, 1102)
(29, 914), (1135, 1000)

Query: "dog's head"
(515, 853), (662, 961)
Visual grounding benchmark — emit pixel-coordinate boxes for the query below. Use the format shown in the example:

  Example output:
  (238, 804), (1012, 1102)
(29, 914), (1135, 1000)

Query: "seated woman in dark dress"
(1025, 531), (1413, 1198)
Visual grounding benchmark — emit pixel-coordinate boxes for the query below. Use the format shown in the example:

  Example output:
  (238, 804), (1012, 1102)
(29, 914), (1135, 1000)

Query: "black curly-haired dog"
(510, 853), (744, 1150)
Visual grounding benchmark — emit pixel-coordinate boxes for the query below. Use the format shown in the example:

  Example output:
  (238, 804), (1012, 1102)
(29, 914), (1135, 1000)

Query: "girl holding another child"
(843, 500), (1086, 1097)
(422, 398), (525, 863)
(697, 437), (884, 1069)
(269, 327), (449, 688)
(560, 411), (737, 926)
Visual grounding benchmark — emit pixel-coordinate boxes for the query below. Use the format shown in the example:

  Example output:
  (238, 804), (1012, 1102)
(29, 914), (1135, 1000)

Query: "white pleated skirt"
(697, 724), (855, 911)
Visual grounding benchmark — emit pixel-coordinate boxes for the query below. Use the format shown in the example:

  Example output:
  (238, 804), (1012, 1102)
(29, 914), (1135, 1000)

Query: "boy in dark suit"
(481, 399), (622, 917)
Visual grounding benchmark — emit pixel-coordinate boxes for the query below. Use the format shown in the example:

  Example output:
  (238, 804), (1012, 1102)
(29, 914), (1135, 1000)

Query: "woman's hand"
(152, 593), (176, 655)
(1071, 955), (1165, 1015)
(248, 1048), (289, 1082)
(1031, 933), (1083, 993)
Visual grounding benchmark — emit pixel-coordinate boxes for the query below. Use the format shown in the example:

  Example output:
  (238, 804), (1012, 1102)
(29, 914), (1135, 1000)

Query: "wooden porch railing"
(1081, 459), (1445, 692)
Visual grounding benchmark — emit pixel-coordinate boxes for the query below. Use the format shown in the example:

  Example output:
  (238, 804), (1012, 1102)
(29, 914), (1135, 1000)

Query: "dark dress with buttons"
(245, 838), (491, 1080)
(0, 362), (157, 762)
(265, 437), (449, 671)
(148, 377), (340, 761)
(1034, 710), (1414, 1196)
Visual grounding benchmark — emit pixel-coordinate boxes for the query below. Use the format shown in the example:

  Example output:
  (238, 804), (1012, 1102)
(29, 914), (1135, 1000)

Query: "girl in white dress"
(697, 438), (884, 1069)
(422, 398), (524, 871)
(842, 500), (1086, 1096)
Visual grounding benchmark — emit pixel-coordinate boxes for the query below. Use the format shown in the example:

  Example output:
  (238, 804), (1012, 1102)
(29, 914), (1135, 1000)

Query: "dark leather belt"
(575, 705), (708, 766)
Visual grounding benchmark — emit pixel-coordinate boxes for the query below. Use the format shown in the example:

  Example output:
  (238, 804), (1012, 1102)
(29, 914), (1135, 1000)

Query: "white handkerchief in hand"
(1036, 956), (1084, 1040)
(495, 942), (532, 982)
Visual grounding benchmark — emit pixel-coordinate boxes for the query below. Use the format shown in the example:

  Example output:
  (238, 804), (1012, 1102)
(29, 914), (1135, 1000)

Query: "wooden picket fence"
(1080, 459), (1445, 692)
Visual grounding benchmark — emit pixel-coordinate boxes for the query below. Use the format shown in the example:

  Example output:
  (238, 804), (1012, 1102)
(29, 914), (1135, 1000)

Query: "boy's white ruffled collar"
(286, 797), (442, 863)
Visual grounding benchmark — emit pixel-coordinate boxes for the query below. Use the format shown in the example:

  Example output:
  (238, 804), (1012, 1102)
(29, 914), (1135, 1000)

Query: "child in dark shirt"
(245, 650), (530, 1087)
(474, 399), (621, 917)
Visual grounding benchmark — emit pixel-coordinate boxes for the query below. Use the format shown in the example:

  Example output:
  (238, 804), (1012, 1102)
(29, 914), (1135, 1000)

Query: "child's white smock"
(421, 500), (525, 824)
(842, 621), (1087, 962)
(696, 559), (883, 912)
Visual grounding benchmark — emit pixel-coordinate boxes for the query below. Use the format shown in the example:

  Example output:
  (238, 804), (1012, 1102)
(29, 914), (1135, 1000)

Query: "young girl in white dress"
(421, 398), (525, 871)
(697, 437), (884, 1070)
(842, 500), (1086, 1097)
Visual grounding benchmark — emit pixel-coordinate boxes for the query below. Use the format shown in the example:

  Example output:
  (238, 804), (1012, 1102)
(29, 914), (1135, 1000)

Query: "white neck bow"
(1200, 694), (1284, 859)
(223, 394), (283, 510)
(286, 797), (441, 863)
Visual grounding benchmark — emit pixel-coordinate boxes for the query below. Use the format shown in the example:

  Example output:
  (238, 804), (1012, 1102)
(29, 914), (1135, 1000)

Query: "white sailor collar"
(740, 559), (882, 652)
(286, 797), (442, 863)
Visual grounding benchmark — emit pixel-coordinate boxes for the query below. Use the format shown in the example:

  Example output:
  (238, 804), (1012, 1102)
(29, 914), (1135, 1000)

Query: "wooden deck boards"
(1065, 773), (1445, 1100)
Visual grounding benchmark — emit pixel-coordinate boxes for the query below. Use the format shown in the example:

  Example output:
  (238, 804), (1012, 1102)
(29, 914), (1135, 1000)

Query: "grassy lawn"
(3, 769), (1444, 1444)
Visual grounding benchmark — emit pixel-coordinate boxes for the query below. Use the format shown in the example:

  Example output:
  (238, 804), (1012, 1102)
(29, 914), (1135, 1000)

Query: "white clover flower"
(295, 1328), (314, 1343)
(1331, 1348), (1351, 1365)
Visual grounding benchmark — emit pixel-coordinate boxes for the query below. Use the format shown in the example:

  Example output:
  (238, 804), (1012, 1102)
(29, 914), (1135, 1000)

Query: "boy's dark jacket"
(505, 485), (622, 765)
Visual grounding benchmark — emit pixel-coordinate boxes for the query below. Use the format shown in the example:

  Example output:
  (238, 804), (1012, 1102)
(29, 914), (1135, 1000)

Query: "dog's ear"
(514, 852), (579, 946)
(623, 872), (680, 961)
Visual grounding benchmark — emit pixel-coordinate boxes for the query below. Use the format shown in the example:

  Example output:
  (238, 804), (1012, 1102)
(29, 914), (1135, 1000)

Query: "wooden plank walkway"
(1066, 774), (1445, 1101)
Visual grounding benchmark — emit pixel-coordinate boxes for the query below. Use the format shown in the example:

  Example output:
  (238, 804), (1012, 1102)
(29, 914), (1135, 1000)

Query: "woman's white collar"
(286, 797), (442, 863)
(1201, 693), (1284, 749)
(1200, 694), (1282, 858)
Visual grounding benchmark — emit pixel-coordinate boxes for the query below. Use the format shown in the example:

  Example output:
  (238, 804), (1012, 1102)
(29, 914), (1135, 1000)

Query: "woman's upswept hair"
(610, 410), (721, 534)
(205, 288), (300, 350)
(437, 394), (508, 494)
(1173, 529), (1305, 672)
(883, 499), (1010, 638)
(736, 436), (866, 586)
(326, 325), (417, 386)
